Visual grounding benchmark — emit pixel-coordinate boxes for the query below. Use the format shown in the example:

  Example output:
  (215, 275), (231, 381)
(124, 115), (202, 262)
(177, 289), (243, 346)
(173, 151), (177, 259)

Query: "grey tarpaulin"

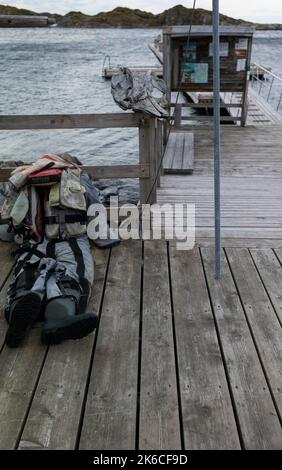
(111, 67), (169, 118)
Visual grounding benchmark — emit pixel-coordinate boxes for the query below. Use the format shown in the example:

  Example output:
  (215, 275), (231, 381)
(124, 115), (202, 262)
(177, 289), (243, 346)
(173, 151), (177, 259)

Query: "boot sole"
(5, 293), (42, 348)
(41, 315), (99, 345)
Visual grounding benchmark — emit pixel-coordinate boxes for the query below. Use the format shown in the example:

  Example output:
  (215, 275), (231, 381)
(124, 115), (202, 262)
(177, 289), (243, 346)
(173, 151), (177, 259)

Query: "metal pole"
(277, 92), (282, 111)
(213, 0), (221, 279)
(267, 76), (275, 102)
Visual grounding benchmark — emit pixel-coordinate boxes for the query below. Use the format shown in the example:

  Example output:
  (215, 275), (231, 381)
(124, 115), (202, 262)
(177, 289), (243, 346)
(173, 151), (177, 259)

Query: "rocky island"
(0, 3), (282, 29)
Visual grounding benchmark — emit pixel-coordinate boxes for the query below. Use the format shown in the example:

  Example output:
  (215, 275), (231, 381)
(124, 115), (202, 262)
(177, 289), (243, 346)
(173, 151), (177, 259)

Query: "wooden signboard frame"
(163, 26), (254, 126)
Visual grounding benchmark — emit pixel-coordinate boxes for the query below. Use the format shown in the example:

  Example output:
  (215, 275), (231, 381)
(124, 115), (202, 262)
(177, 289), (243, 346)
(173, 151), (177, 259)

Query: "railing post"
(139, 119), (150, 205)
(139, 116), (157, 205)
(277, 93), (282, 112)
(241, 81), (249, 127)
(156, 119), (164, 187)
(174, 104), (182, 127)
(267, 76), (275, 102)
(259, 77), (264, 94)
(148, 117), (157, 204)
(241, 35), (253, 127)
(163, 30), (172, 148)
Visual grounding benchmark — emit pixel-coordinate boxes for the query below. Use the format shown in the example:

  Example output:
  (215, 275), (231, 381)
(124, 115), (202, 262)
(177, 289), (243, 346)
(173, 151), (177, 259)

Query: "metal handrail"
(250, 62), (282, 111)
(252, 62), (282, 83)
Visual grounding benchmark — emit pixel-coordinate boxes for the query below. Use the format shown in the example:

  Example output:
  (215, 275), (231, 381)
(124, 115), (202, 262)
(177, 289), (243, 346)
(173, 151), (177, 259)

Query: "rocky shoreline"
(0, 4), (282, 30)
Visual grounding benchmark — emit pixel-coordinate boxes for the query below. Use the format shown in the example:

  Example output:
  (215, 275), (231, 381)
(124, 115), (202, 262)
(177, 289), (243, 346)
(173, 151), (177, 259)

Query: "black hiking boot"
(41, 297), (98, 345)
(5, 292), (42, 348)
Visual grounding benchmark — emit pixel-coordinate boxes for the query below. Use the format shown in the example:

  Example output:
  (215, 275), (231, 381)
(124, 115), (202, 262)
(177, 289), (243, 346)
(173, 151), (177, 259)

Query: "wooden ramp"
(0, 239), (281, 450)
(163, 131), (194, 174)
(158, 124), (282, 247)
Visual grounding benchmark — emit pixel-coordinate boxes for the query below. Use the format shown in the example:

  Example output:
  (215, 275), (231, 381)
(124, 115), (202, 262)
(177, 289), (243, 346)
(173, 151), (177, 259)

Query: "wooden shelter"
(163, 25), (255, 126)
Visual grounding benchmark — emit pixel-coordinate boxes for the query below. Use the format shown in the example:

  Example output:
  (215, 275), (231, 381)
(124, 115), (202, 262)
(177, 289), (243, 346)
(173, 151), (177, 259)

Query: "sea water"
(0, 28), (282, 202)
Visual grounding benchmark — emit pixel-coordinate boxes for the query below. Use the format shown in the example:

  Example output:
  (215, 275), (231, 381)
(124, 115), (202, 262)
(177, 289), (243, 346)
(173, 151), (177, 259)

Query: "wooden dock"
(1, 97), (282, 449)
(0, 239), (281, 449)
(158, 124), (282, 247)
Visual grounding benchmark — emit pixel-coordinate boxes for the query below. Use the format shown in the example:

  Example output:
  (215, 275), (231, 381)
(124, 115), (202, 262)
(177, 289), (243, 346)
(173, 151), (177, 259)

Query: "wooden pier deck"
(1, 98), (282, 450)
(158, 124), (282, 247)
(0, 239), (281, 450)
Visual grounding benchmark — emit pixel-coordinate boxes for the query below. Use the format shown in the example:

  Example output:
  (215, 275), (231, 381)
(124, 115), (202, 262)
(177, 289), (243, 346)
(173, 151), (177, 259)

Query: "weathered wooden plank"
(171, 103), (242, 108)
(159, 188), (282, 196)
(0, 243), (15, 347)
(0, 329), (47, 450)
(148, 118), (157, 204)
(0, 164), (150, 183)
(17, 248), (109, 450)
(158, 186), (282, 194)
(104, 66), (162, 80)
(169, 246), (240, 449)
(0, 243), (14, 290)
(196, 228), (282, 239)
(226, 248), (282, 415)
(163, 132), (194, 174)
(163, 32), (172, 107)
(139, 126), (152, 204)
(174, 104), (182, 127)
(251, 249), (282, 325)
(159, 175), (282, 184)
(79, 241), (142, 450)
(153, 215), (282, 228)
(139, 241), (181, 450)
(150, 214), (282, 243)
(155, 119), (163, 187)
(163, 132), (177, 170)
(0, 273), (13, 350)
(154, 220), (281, 229)
(241, 36), (253, 126)
(164, 25), (254, 35)
(179, 115), (242, 122)
(172, 132), (184, 171)
(158, 151), (282, 242)
(0, 113), (147, 130)
(198, 238), (282, 248)
(201, 248), (282, 449)
(182, 132), (194, 172)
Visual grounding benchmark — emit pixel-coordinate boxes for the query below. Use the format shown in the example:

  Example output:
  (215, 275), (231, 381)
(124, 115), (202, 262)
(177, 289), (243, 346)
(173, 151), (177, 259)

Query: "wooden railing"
(0, 112), (163, 204)
(170, 101), (243, 127)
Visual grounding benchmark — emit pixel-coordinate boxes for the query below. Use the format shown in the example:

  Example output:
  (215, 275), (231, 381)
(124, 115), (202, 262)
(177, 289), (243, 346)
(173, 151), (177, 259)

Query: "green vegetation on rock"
(0, 3), (281, 29)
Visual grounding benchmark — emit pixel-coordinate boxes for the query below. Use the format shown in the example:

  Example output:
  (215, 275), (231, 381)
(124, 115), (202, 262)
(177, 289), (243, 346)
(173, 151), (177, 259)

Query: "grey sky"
(7, 1), (282, 23)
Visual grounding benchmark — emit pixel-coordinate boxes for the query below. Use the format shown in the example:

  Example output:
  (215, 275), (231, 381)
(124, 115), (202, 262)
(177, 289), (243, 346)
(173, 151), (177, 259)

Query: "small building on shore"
(0, 15), (56, 27)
